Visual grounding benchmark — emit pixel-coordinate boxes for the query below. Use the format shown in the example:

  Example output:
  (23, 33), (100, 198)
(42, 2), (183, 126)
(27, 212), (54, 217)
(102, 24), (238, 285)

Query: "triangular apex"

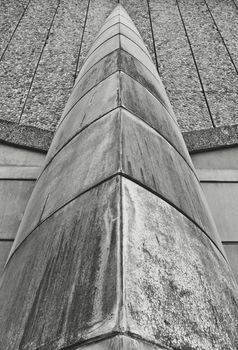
(0, 5), (238, 350)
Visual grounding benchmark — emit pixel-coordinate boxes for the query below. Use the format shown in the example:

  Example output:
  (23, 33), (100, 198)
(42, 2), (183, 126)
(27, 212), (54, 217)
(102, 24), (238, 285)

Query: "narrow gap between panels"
(73, 0), (91, 84)
(204, 0), (238, 75)
(37, 93), (198, 186)
(94, 20), (143, 47)
(81, 31), (152, 74)
(18, 0), (61, 124)
(0, 0), (32, 62)
(175, 0), (216, 128)
(146, 0), (160, 73)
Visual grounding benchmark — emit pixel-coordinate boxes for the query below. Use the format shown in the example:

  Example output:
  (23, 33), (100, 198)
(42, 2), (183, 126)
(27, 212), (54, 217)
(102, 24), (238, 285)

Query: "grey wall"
(0, 144), (45, 273)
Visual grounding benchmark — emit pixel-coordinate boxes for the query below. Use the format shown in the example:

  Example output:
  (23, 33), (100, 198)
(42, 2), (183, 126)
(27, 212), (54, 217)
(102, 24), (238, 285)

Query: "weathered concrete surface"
(122, 179), (238, 349)
(0, 178), (121, 350)
(0, 241), (12, 275)
(78, 335), (168, 350)
(0, 180), (35, 239)
(0, 5), (238, 350)
(11, 113), (121, 253)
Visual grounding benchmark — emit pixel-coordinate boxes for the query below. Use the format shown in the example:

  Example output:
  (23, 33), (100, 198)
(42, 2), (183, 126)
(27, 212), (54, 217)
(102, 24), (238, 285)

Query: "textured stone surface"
(122, 179), (238, 349)
(178, 0), (238, 127)
(20, 0), (88, 130)
(204, 0), (238, 72)
(0, 178), (121, 350)
(171, 91), (212, 132)
(76, 0), (117, 75)
(206, 91), (238, 127)
(0, 0), (29, 57)
(149, 0), (213, 131)
(0, 0), (59, 123)
(0, 119), (53, 152)
(184, 123), (238, 153)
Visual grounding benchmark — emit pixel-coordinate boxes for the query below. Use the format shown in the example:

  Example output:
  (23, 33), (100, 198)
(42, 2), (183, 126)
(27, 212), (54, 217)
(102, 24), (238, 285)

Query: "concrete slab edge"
(1, 119), (238, 155)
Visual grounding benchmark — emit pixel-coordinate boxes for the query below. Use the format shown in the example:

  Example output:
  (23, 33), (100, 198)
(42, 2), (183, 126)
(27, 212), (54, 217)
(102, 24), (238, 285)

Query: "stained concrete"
(0, 5), (238, 350)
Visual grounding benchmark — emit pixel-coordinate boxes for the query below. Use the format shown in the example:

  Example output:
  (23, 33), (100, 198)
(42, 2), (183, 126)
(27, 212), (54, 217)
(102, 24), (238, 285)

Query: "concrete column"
(0, 5), (237, 350)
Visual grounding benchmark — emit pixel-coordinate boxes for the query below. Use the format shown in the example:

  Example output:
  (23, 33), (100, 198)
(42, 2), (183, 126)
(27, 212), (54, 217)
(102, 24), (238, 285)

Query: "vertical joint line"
(175, 0), (216, 128)
(74, 0), (91, 84)
(203, 0), (238, 75)
(231, 0), (238, 10)
(18, 0), (61, 124)
(146, 0), (160, 74)
(0, 0), (32, 62)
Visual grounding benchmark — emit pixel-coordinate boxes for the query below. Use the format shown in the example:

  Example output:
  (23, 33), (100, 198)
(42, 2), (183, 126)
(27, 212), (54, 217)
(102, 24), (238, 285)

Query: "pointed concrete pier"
(0, 5), (238, 350)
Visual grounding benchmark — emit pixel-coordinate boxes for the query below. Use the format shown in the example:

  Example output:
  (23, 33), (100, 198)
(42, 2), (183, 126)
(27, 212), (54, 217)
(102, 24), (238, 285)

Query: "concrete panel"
(120, 73), (192, 165)
(0, 180), (35, 239)
(0, 0), (59, 123)
(0, 178), (121, 350)
(191, 147), (238, 170)
(0, 143), (45, 167)
(0, 241), (12, 275)
(97, 13), (141, 39)
(11, 114), (121, 254)
(223, 244), (238, 285)
(122, 178), (238, 349)
(201, 182), (238, 242)
(75, 35), (120, 84)
(48, 74), (120, 160)
(120, 50), (174, 117)
(63, 50), (119, 118)
(19, 0), (89, 130)
(87, 23), (151, 61)
(120, 0), (156, 63)
(120, 111), (222, 251)
(120, 35), (158, 78)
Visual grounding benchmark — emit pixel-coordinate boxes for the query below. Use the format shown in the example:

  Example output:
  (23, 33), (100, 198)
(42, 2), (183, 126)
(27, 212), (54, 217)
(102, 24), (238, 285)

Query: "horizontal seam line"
(120, 105), (199, 181)
(0, 238), (14, 242)
(38, 98), (197, 183)
(62, 49), (172, 128)
(37, 106), (120, 180)
(85, 30), (152, 65)
(6, 172), (227, 268)
(94, 20), (143, 47)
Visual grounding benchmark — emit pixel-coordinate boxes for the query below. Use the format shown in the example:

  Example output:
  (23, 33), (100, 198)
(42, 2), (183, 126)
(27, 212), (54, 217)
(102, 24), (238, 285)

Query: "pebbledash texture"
(0, 5), (238, 350)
